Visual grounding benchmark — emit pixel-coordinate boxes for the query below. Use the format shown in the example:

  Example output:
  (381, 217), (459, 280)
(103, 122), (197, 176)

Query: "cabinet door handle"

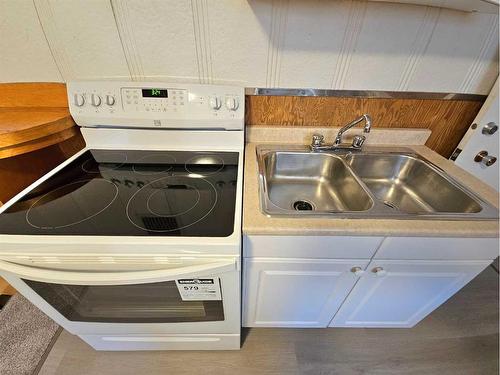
(372, 267), (387, 277)
(350, 266), (365, 276)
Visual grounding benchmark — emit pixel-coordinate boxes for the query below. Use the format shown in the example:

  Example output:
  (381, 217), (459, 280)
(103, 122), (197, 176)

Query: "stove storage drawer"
(79, 333), (241, 351)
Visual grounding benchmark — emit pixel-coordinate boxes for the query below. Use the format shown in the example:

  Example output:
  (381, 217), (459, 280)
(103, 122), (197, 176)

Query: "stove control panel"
(67, 81), (244, 130)
(121, 87), (187, 113)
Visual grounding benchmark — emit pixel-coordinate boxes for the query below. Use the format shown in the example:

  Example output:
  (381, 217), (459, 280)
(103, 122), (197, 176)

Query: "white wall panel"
(278, 0), (351, 89)
(0, 0), (61, 82)
(407, 9), (499, 93)
(208, 0), (272, 86)
(34, 0), (129, 81)
(112, 0), (199, 82)
(344, 2), (436, 90)
(0, 0), (498, 94)
(460, 14), (499, 94)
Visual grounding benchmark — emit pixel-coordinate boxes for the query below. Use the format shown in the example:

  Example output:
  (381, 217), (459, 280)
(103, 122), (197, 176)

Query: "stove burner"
(126, 176), (217, 232)
(132, 154), (176, 175)
(147, 185), (200, 216)
(26, 179), (118, 230)
(185, 155), (224, 176)
(82, 152), (128, 173)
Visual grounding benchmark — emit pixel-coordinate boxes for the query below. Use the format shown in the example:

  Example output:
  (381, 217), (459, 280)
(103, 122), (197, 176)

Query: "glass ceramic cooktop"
(0, 150), (239, 237)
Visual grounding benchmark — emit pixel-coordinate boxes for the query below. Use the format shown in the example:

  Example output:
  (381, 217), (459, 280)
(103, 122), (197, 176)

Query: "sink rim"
(256, 144), (499, 220)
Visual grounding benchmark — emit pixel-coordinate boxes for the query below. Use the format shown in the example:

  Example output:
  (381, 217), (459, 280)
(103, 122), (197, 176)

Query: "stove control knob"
(105, 95), (115, 106)
(73, 93), (85, 107)
(225, 96), (239, 111)
(91, 94), (102, 107)
(209, 96), (222, 110)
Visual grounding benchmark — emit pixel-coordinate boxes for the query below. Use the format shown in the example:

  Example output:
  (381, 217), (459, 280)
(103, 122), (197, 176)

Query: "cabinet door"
(243, 258), (368, 328)
(330, 260), (490, 328)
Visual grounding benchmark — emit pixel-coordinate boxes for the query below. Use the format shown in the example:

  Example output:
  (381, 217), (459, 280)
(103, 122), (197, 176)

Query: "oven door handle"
(0, 259), (237, 285)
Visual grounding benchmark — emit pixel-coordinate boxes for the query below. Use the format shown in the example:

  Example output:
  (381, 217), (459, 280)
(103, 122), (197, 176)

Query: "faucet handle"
(363, 114), (372, 133)
(311, 134), (325, 148)
(352, 135), (366, 148)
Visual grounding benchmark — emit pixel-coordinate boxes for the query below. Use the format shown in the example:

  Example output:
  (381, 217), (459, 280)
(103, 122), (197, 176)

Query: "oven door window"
(23, 279), (224, 323)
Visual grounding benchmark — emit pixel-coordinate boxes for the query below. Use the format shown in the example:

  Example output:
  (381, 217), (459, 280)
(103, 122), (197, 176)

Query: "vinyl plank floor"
(37, 266), (499, 375)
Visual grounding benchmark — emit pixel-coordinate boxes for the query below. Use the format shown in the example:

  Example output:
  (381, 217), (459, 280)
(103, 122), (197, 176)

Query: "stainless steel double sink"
(257, 145), (498, 220)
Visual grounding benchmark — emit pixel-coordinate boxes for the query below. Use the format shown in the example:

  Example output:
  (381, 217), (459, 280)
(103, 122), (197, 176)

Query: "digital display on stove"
(142, 88), (168, 98)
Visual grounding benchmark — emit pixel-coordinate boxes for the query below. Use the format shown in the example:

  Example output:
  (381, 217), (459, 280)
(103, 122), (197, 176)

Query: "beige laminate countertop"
(243, 128), (499, 237)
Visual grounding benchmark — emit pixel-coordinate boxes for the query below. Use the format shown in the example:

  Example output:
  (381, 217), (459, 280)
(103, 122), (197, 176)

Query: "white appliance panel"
(0, 81), (245, 350)
(67, 81), (244, 130)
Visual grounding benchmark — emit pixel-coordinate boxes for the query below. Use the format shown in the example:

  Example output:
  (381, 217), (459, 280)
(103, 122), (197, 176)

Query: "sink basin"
(257, 145), (498, 220)
(346, 153), (482, 214)
(262, 152), (372, 213)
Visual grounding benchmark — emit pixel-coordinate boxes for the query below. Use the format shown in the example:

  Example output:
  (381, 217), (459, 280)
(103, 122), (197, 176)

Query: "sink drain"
(293, 200), (314, 211)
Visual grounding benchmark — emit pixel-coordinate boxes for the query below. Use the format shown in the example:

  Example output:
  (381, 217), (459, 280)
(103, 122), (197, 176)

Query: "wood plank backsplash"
(1, 83), (483, 159)
(245, 96), (484, 157)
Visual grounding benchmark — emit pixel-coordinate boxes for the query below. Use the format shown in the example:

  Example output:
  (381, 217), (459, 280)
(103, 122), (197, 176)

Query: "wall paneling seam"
(266, 0), (289, 88)
(331, 0), (355, 89)
(191, 0), (204, 84)
(191, 0), (213, 84)
(109, 0), (133, 81)
(266, 0), (277, 87)
(275, 0), (289, 88)
(397, 6), (440, 91)
(33, 0), (73, 80)
(202, 0), (214, 84)
(31, 0), (63, 82)
(459, 15), (499, 93)
(340, 1), (367, 89)
(111, 0), (143, 80)
(331, 0), (367, 89)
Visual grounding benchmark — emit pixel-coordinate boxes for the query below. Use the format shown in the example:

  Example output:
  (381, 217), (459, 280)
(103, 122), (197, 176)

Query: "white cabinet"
(329, 259), (490, 328)
(243, 258), (369, 327)
(242, 234), (495, 329)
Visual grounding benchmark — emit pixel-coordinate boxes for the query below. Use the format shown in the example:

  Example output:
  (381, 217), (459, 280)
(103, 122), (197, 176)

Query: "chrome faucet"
(310, 114), (372, 151)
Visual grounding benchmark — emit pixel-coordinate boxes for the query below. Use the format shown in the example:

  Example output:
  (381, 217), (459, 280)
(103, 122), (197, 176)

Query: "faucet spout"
(310, 114), (372, 151)
(334, 114), (372, 146)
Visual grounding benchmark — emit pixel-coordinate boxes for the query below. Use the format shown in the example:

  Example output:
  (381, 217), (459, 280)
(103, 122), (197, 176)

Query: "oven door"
(0, 257), (240, 335)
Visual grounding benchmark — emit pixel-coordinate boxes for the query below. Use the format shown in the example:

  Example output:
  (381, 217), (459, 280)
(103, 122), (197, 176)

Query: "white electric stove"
(0, 81), (244, 351)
